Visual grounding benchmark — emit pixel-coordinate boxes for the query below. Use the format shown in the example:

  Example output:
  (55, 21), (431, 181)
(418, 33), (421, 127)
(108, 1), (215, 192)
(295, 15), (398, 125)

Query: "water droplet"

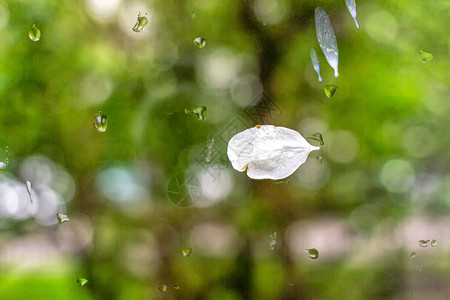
(94, 111), (108, 132)
(310, 48), (323, 82)
(419, 51), (433, 63)
(185, 106), (207, 120)
(315, 7), (339, 77)
(0, 161), (8, 173)
(324, 85), (338, 98)
(345, 0), (360, 29)
(418, 239), (430, 247)
(77, 278), (88, 286)
(289, 282), (295, 286)
(316, 155), (323, 164)
(182, 248), (192, 257)
(205, 136), (215, 163)
(57, 213), (70, 223)
(193, 37), (206, 48)
(26, 181), (33, 203)
(159, 284), (168, 292)
(305, 248), (319, 259)
(430, 239), (437, 247)
(191, 9), (197, 20)
(174, 285), (180, 290)
(269, 232), (277, 250)
(132, 13), (149, 32)
(306, 132), (324, 145)
(410, 251), (416, 258)
(29, 24), (41, 42)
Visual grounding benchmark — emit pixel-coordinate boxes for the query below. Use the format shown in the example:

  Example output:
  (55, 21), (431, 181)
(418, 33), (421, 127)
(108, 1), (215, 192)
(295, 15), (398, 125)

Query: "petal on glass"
(227, 125), (320, 180)
(315, 7), (339, 77)
(345, 0), (360, 29)
(310, 48), (323, 82)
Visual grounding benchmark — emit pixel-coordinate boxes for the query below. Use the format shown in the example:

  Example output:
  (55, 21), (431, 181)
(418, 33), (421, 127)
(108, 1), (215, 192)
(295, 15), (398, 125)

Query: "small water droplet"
(29, 24), (41, 42)
(410, 251), (416, 258)
(159, 284), (168, 292)
(26, 181), (33, 203)
(174, 285), (180, 290)
(307, 132), (324, 145)
(57, 213), (70, 223)
(316, 155), (323, 164)
(289, 282), (295, 286)
(324, 85), (338, 98)
(430, 239), (437, 247)
(419, 51), (433, 63)
(94, 111), (108, 132)
(182, 248), (192, 257)
(0, 161), (8, 173)
(132, 13), (149, 32)
(269, 232), (277, 250)
(305, 248), (319, 259)
(418, 239), (430, 247)
(185, 106), (207, 120)
(193, 37), (206, 48)
(191, 9), (197, 19)
(77, 278), (88, 286)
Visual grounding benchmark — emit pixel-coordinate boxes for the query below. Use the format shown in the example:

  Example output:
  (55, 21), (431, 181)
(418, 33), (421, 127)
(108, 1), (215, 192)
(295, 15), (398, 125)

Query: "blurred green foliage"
(0, 0), (449, 299)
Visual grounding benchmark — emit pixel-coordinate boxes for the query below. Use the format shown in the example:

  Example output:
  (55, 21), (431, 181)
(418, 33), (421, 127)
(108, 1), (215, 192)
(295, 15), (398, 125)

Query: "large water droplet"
(305, 248), (319, 259)
(419, 51), (433, 63)
(345, 0), (360, 29)
(269, 232), (277, 250)
(132, 13), (149, 32)
(159, 284), (168, 292)
(0, 161), (7, 173)
(185, 106), (207, 120)
(77, 278), (88, 286)
(193, 37), (206, 48)
(310, 48), (323, 82)
(410, 251), (416, 258)
(182, 248), (192, 257)
(57, 213), (70, 223)
(306, 132), (324, 145)
(324, 85), (338, 98)
(29, 24), (41, 42)
(315, 7), (339, 77)
(430, 239), (437, 247)
(418, 239), (430, 247)
(26, 180), (33, 203)
(94, 111), (108, 132)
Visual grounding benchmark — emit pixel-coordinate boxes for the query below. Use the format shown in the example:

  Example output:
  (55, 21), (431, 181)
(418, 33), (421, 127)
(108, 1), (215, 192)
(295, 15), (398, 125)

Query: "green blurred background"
(0, 0), (449, 299)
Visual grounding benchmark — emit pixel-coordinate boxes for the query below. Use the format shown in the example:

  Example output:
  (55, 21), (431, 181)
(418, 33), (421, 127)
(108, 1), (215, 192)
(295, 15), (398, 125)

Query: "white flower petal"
(315, 7), (339, 77)
(227, 125), (320, 180)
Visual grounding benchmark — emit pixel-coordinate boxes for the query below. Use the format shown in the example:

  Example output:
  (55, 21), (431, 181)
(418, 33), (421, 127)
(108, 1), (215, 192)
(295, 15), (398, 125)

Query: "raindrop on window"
(132, 13), (149, 32)
(77, 278), (88, 286)
(324, 85), (338, 98)
(182, 248), (192, 257)
(193, 37), (206, 48)
(26, 180), (33, 203)
(29, 24), (41, 42)
(269, 232), (277, 250)
(57, 213), (70, 223)
(306, 132), (324, 145)
(94, 111), (108, 132)
(305, 248), (319, 259)
(185, 106), (207, 120)
(418, 239), (430, 247)
(159, 284), (168, 292)
(419, 51), (433, 63)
